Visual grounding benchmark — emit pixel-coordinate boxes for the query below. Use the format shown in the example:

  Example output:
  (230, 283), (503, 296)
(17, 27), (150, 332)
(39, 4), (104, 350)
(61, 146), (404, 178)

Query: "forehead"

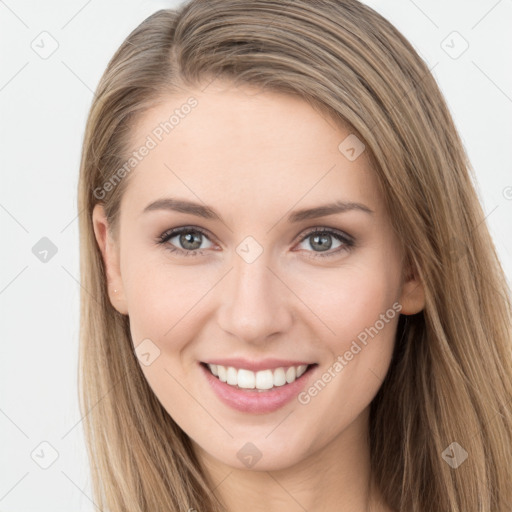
(120, 81), (382, 221)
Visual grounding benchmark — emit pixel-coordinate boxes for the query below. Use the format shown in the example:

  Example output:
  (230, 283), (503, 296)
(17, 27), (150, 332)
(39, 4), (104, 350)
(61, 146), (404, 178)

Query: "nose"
(216, 250), (294, 345)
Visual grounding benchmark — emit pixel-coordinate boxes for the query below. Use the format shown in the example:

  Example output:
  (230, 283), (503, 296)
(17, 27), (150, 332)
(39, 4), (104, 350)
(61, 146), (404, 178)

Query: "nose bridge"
(216, 245), (293, 343)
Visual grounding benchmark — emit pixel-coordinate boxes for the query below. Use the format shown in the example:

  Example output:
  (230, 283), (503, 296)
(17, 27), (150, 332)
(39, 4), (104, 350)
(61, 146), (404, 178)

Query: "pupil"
(311, 234), (332, 251)
(181, 232), (201, 250)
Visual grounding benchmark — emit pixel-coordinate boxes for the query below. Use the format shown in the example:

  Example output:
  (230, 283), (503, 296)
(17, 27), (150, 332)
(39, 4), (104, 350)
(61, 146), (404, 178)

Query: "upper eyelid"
(300, 226), (353, 241)
(159, 225), (214, 244)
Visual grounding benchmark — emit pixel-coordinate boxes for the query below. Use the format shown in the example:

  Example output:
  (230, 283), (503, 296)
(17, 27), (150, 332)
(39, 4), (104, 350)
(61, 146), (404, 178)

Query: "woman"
(77, 1), (512, 510)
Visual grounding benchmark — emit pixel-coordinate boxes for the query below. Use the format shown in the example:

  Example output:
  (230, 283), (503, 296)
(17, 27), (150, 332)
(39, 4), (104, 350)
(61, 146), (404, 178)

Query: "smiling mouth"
(200, 362), (318, 391)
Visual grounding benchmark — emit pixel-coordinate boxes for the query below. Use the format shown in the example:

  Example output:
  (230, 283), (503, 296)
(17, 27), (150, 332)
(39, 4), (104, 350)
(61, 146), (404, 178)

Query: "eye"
(294, 228), (354, 258)
(156, 226), (354, 259)
(157, 226), (215, 256)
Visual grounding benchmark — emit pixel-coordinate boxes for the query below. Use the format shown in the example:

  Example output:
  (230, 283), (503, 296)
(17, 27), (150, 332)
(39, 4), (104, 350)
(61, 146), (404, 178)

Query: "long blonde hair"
(77, 1), (512, 510)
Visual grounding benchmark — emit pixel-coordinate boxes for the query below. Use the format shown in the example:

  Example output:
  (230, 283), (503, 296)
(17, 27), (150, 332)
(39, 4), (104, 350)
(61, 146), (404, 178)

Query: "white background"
(1, 0), (511, 510)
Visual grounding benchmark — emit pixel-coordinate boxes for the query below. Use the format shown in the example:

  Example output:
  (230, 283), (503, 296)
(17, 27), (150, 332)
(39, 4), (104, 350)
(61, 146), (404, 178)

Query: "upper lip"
(201, 358), (315, 372)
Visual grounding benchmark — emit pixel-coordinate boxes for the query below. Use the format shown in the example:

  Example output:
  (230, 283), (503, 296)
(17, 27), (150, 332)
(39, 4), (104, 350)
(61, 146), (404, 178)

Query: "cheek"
(125, 268), (193, 342)
(121, 256), (207, 421)
(294, 259), (401, 347)
(121, 248), (220, 358)
(289, 258), (401, 405)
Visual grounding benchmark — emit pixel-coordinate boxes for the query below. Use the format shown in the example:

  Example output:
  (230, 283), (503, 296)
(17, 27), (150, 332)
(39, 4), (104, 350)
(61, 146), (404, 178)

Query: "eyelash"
(156, 226), (355, 260)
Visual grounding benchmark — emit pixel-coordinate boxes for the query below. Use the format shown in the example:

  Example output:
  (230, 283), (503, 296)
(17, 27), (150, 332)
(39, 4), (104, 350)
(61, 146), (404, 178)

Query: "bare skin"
(93, 80), (424, 512)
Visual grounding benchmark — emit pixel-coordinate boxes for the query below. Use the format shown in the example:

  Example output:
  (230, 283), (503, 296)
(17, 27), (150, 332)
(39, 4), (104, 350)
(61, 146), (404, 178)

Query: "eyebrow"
(142, 197), (373, 222)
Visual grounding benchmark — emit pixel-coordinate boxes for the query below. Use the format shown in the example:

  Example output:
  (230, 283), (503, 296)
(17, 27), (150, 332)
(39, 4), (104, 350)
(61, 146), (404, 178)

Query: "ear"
(398, 259), (425, 315)
(92, 204), (128, 315)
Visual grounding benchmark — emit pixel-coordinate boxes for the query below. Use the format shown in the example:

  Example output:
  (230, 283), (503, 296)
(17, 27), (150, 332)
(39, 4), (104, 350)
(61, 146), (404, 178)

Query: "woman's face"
(93, 80), (423, 472)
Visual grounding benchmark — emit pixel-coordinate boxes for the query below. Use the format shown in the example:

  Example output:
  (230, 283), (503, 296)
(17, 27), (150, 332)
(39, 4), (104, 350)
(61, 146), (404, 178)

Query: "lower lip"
(199, 363), (318, 414)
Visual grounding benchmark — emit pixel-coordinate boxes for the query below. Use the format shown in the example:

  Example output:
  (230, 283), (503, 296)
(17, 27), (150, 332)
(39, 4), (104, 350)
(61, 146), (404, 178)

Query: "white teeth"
(217, 365), (227, 382)
(237, 369), (256, 389)
(273, 367), (286, 386)
(255, 369), (273, 390)
(296, 364), (308, 378)
(226, 366), (237, 385)
(285, 366), (296, 383)
(206, 363), (310, 390)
